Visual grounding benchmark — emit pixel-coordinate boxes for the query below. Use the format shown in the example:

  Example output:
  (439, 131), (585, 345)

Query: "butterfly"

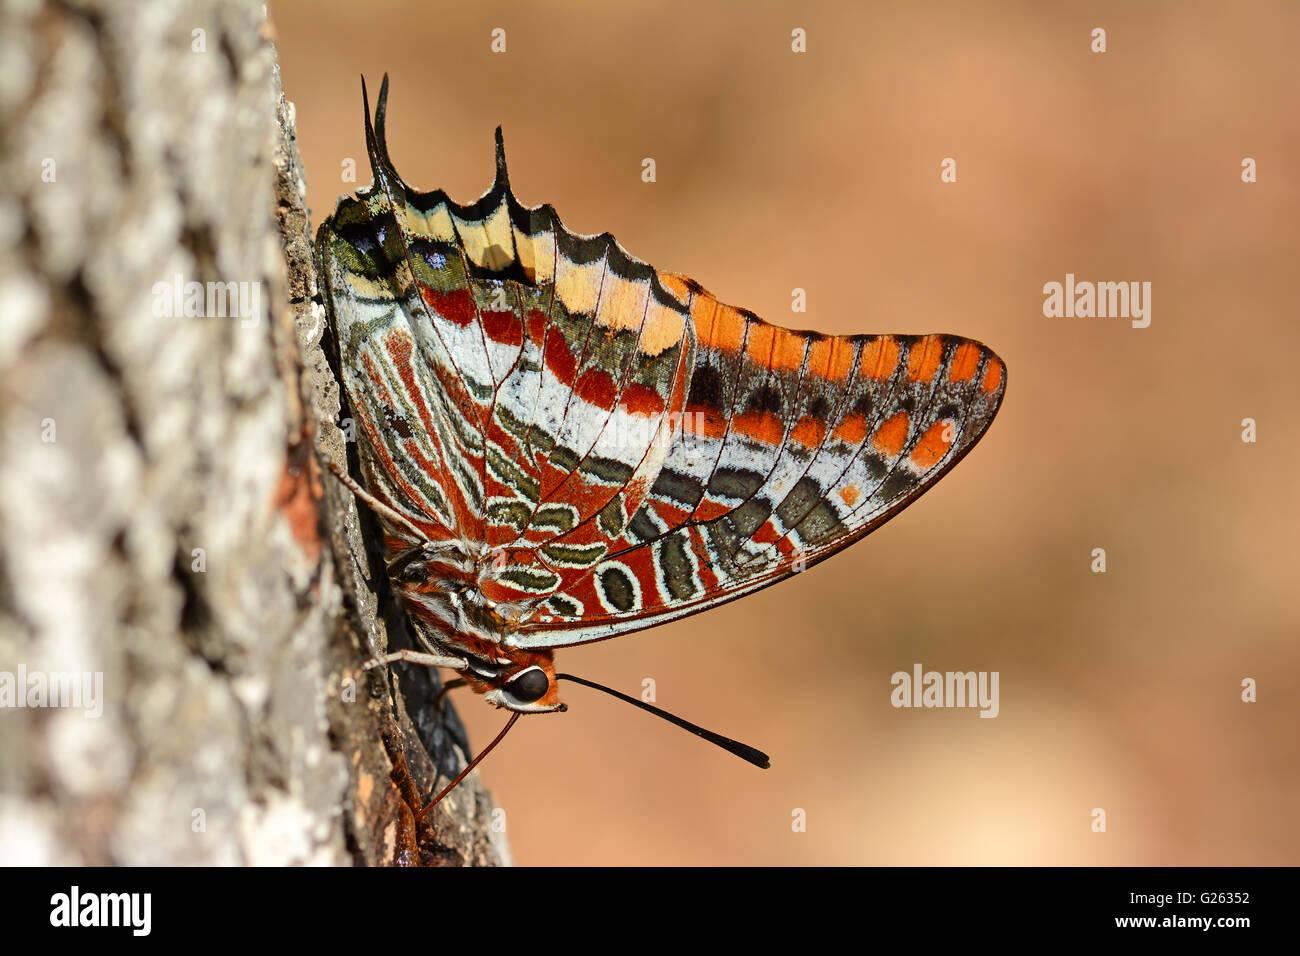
(316, 76), (1006, 801)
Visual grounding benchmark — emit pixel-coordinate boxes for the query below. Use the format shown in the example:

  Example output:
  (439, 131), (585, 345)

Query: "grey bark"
(0, 0), (508, 866)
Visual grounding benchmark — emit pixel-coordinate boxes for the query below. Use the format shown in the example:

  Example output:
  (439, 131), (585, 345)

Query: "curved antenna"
(558, 673), (770, 769)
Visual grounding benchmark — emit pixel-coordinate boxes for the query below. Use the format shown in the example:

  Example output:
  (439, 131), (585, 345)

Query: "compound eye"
(507, 667), (549, 703)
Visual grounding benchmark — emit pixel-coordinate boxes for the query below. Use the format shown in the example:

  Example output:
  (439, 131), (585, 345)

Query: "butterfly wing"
(510, 282), (1005, 649)
(317, 77), (1006, 652)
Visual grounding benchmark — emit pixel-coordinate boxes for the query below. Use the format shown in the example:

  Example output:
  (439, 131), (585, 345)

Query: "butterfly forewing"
(317, 78), (1005, 658)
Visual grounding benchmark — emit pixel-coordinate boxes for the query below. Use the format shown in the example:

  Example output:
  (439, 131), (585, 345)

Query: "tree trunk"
(0, 0), (508, 867)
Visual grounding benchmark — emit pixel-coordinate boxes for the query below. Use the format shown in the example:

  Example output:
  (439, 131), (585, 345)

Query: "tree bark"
(0, 0), (508, 866)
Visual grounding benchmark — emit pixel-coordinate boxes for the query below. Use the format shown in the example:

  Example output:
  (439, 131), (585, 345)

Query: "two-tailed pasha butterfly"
(316, 76), (1005, 813)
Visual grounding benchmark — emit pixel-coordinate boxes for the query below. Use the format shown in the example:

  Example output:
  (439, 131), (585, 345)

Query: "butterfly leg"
(325, 458), (431, 544)
(435, 678), (468, 710)
(363, 650), (467, 671)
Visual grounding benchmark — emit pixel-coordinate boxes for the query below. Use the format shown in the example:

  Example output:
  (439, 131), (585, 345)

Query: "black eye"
(508, 668), (549, 703)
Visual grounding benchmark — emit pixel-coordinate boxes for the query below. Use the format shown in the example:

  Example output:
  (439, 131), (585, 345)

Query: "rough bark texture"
(0, 0), (508, 866)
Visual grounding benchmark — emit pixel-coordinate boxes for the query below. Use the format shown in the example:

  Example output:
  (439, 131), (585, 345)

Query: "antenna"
(415, 672), (770, 819)
(558, 673), (770, 769)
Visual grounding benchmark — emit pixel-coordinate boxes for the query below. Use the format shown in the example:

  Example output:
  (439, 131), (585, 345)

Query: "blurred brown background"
(273, 0), (1300, 865)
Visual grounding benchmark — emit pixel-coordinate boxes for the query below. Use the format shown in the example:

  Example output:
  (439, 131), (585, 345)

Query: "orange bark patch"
(871, 412), (910, 457)
(911, 420), (953, 470)
(861, 336), (900, 380)
(273, 438), (323, 565)
(906, 335), (943, 383)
